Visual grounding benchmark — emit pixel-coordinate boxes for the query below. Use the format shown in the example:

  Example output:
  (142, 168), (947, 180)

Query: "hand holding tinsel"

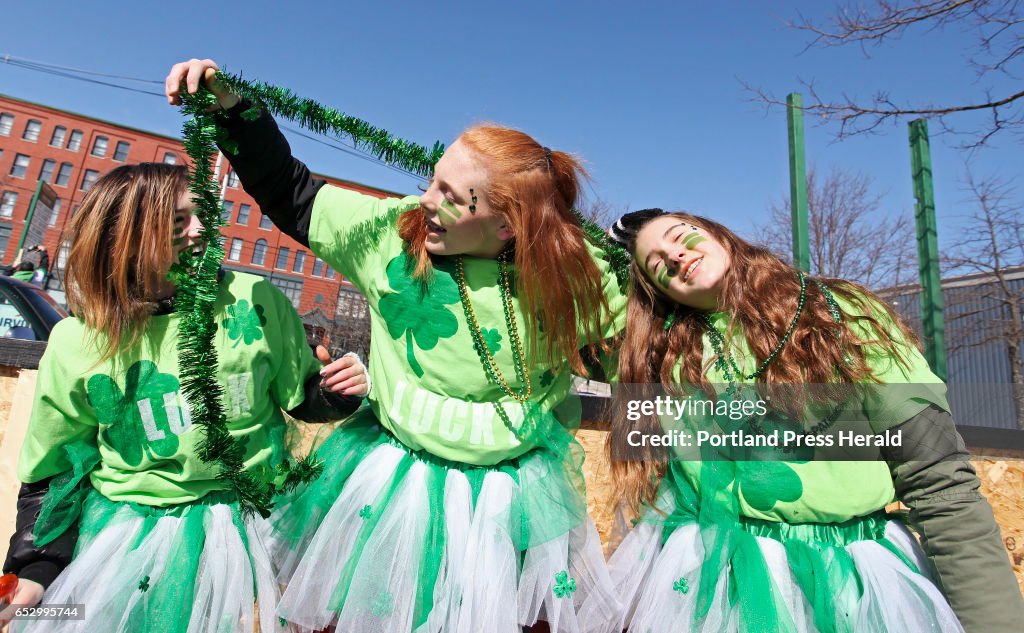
(165, 58), (239, 110)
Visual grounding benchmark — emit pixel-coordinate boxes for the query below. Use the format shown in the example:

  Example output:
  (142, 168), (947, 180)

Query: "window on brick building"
(67, 130), (83, 151)
(312, 257), (324, 277)
(10, 154), (29, 178)
(0, 113), (13, 136)
(163, 152), (177, 164)
(336, 286), (369, 320)
(252, 239), (267, 266)
(1, 191), (18, 218)
(50, 126), (67, 147)
(237, 203), (250, 225)
(259, 212), (272, 229)
(220, 200), (234, 223)
(55, 162), (73, 187)
(270, 276), (303, 309)
(275, 247), (290, 270)
(114, 141), (130, 162)
(228, 238), (243, 261)
(22, 120), (41, 142)
(81, 169), (100, 192)
(39, 159), (56, 183)
(91, 136), (108, 158)
(226, 170), (239, 188)
(0, 226), (10, 261)
(292, 250), (306, 274)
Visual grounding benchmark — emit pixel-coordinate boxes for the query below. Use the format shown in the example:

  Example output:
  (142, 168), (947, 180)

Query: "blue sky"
(2, 0), (1020, 246)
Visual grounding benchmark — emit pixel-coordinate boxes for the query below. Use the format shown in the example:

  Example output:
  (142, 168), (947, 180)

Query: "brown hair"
(398, 124), (610, 373)
(608, 212), (920, 512)
(63, 163), (189, 362)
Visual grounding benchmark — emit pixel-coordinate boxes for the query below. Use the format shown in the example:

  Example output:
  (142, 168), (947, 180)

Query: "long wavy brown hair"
(608, 212), (921, 512)
(398, 124), (610, 373)
(63, 163), (189, 363)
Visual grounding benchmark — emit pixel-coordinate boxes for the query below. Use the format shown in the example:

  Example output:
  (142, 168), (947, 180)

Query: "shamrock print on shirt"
(222, 299), (268, 347)
(88, 360), (192, 466)
(379, 252), (460, 377)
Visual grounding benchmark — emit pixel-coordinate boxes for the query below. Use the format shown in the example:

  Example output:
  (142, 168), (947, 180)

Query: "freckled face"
(633, 216), (731, 310)
(417, 140), (511, 258)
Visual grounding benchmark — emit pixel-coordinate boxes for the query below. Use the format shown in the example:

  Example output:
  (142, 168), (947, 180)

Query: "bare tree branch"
(792, 1), (984, 46)
(756, 166), (916, 288)
(751, 0), (1024, 147)
(942, 166), (1024, 428)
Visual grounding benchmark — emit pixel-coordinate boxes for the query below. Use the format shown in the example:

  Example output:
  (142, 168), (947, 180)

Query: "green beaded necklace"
(698, 273), (842, 388)
(455, 250), (535, 439)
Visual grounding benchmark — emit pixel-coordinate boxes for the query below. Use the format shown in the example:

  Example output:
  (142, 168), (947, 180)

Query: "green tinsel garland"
(574, 210), (631, 294)
(214, 71), (444, 177)
(173, 75), (629, 516)
(216, 70), (630, 291)
(173, 88), (321, 518)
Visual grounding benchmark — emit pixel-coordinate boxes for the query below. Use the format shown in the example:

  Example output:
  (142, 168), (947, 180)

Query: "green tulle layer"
(273, 411), (589, 553)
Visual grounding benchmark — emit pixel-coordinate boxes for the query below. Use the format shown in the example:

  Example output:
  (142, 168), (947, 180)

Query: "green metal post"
(16, 180), (45, 252)
(908, 119), (947, 380)
(787, 93), (810, 271)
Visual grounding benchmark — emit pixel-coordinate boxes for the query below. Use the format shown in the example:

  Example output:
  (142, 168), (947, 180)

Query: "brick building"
(0, 93), (391, 344)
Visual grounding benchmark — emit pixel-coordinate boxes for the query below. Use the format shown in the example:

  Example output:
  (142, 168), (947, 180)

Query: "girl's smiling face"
(633, 215), (731, 310)
(416, 140), (512, 258)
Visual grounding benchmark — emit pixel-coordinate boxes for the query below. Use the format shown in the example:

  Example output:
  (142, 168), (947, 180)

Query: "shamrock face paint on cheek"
(683, 232), (706, 249)
(655, 265), (672, 289)
(438, 199), (462, 226)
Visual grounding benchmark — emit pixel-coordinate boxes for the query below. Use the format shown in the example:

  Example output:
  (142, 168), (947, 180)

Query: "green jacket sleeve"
(883, 405), (1024, 633)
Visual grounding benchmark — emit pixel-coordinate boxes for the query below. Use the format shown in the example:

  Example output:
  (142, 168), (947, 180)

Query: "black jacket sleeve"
(286, 372), (364, 423)
(882, 405), (1024, 633)
(216, 101), (325, 247)
(3, 479), (78, 589)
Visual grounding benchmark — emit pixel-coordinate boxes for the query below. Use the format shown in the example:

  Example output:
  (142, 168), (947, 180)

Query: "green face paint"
(655, 265), (672, 289)
(683, 233), (706, 249)
(438, 199), (462, 226)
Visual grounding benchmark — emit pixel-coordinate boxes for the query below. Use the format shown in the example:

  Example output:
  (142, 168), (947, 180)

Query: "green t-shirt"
(309, 185), (626, 465)
(18, 271), (321, 506)
(673, 291), (948, 524)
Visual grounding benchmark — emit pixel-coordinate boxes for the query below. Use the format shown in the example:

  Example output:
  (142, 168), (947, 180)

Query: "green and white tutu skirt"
(264, 415), (620, 633)
(591, 483), (965, 633)
(12, 490), (284, 633)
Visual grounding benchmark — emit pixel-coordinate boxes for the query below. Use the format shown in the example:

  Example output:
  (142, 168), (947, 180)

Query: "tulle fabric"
(11, 490), (283, 633)
(591, 484), (965, 633)
(265, 416), (621, 633)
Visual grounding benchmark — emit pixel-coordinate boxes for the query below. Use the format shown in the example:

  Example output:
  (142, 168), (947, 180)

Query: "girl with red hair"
(166, 60), (626, 633)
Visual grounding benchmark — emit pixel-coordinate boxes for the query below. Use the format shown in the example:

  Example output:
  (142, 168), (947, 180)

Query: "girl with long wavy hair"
(165, 60), (626, 632)
(1, 163), (367, 632)
(591, 209), (1023, 633)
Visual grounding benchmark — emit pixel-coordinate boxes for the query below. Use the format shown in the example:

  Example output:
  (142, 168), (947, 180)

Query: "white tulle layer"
(11, 496), (282, 633)
(592, 514), (964, 633)
(267, 441), (621, 633)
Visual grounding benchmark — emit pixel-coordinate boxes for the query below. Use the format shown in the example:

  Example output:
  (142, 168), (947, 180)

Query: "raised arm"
(165, 59), (325, 246)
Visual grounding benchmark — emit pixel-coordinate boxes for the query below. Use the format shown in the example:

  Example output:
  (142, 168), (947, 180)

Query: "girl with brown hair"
(165, 60), (626, 632)
(1, 163), (367, 632)
(592, 209), (1023, 632)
